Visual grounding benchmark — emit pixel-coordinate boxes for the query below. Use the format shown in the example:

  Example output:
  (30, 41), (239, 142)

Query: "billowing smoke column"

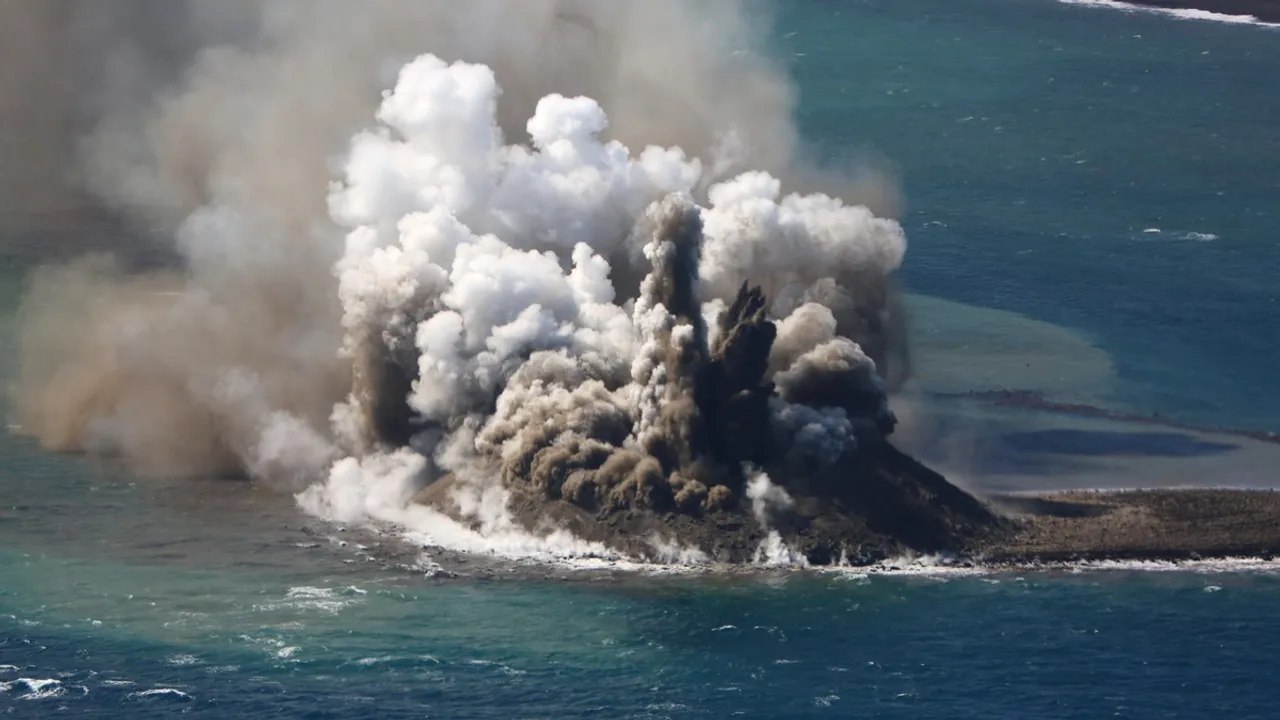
(5, 1), (960, 562)
(297, 55), (915, 560)
(8, 0), (907, 482)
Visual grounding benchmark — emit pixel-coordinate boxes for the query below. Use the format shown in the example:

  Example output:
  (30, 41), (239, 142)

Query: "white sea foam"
(4, 678), (65, 700)
(165, 654), (201, 667)
(821, 552), (988, 578)
(287, 586), (336, 598)
(354, 656), (397, 666)
(1181, 231), (1219, 242)
(465, 659), (526, 676)
(1056, 0), (1280, 28)
(297, 451), (629, 565)
(252, 585), (365, 615)
(129, 688), (193, 700)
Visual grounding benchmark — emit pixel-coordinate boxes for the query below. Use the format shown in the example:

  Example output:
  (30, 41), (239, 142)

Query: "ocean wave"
(164, 654), (202, 667)
(128, 688), (193, 701)
(1055, 0), (1280, 28)
(1134, 228), (1219, 242)
(349, 654), (440, 668)
(252, 585), (367, 615)
(237, 633), (310, 663)
(2, 678), (66, 700)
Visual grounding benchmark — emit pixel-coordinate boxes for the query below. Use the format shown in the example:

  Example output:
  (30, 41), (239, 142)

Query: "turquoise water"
(4, 1), (1280, 717)
(780, 0), (1280, 429)
(4, 556), (1279, 718)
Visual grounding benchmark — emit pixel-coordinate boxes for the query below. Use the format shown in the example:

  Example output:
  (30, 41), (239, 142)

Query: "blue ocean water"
(3, 1), (1280, 717)
(4, 561), (1279, 718)
(778, 0), (1280, 429)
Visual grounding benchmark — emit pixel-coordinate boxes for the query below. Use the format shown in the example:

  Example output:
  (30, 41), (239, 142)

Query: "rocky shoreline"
(414, 449), (1280, 571)
(415, 439), (1003, 566)
(1121, 0), (1280, 22)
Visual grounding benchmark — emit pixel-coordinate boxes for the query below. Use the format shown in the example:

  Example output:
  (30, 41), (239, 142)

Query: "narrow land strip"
(980, 489), (1280, 563)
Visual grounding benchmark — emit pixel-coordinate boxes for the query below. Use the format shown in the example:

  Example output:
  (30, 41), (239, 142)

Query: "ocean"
(3, 0), (1280, 716)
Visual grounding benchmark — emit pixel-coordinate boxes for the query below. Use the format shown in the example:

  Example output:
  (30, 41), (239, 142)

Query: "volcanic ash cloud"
(298, 54), (910, 560)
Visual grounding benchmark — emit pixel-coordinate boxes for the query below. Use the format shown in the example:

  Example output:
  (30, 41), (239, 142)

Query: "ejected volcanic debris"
(391, 194), (999, 564)
(10, 2), (991, 564)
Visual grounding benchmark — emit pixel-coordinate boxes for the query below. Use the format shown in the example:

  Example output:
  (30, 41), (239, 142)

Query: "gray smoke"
(4, 0), (913, 559)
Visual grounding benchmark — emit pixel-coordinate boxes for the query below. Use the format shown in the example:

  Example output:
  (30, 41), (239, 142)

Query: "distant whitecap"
(129, 688), (193, 701)
(1056, 0), (1280, 27)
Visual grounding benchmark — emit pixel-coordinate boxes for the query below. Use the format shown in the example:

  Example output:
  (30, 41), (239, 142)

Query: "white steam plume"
(300, 54), (904, 560)
(6, 1), (916, 563)
(11, 0), (899, 479)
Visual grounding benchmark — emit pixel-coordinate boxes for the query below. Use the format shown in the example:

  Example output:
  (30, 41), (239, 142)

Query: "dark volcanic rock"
(420, 439), (1006, 566)
(403, 198), (1004, 567)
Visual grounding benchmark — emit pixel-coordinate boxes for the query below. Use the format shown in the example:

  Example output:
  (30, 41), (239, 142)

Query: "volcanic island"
(398, 198), (1280, 569)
